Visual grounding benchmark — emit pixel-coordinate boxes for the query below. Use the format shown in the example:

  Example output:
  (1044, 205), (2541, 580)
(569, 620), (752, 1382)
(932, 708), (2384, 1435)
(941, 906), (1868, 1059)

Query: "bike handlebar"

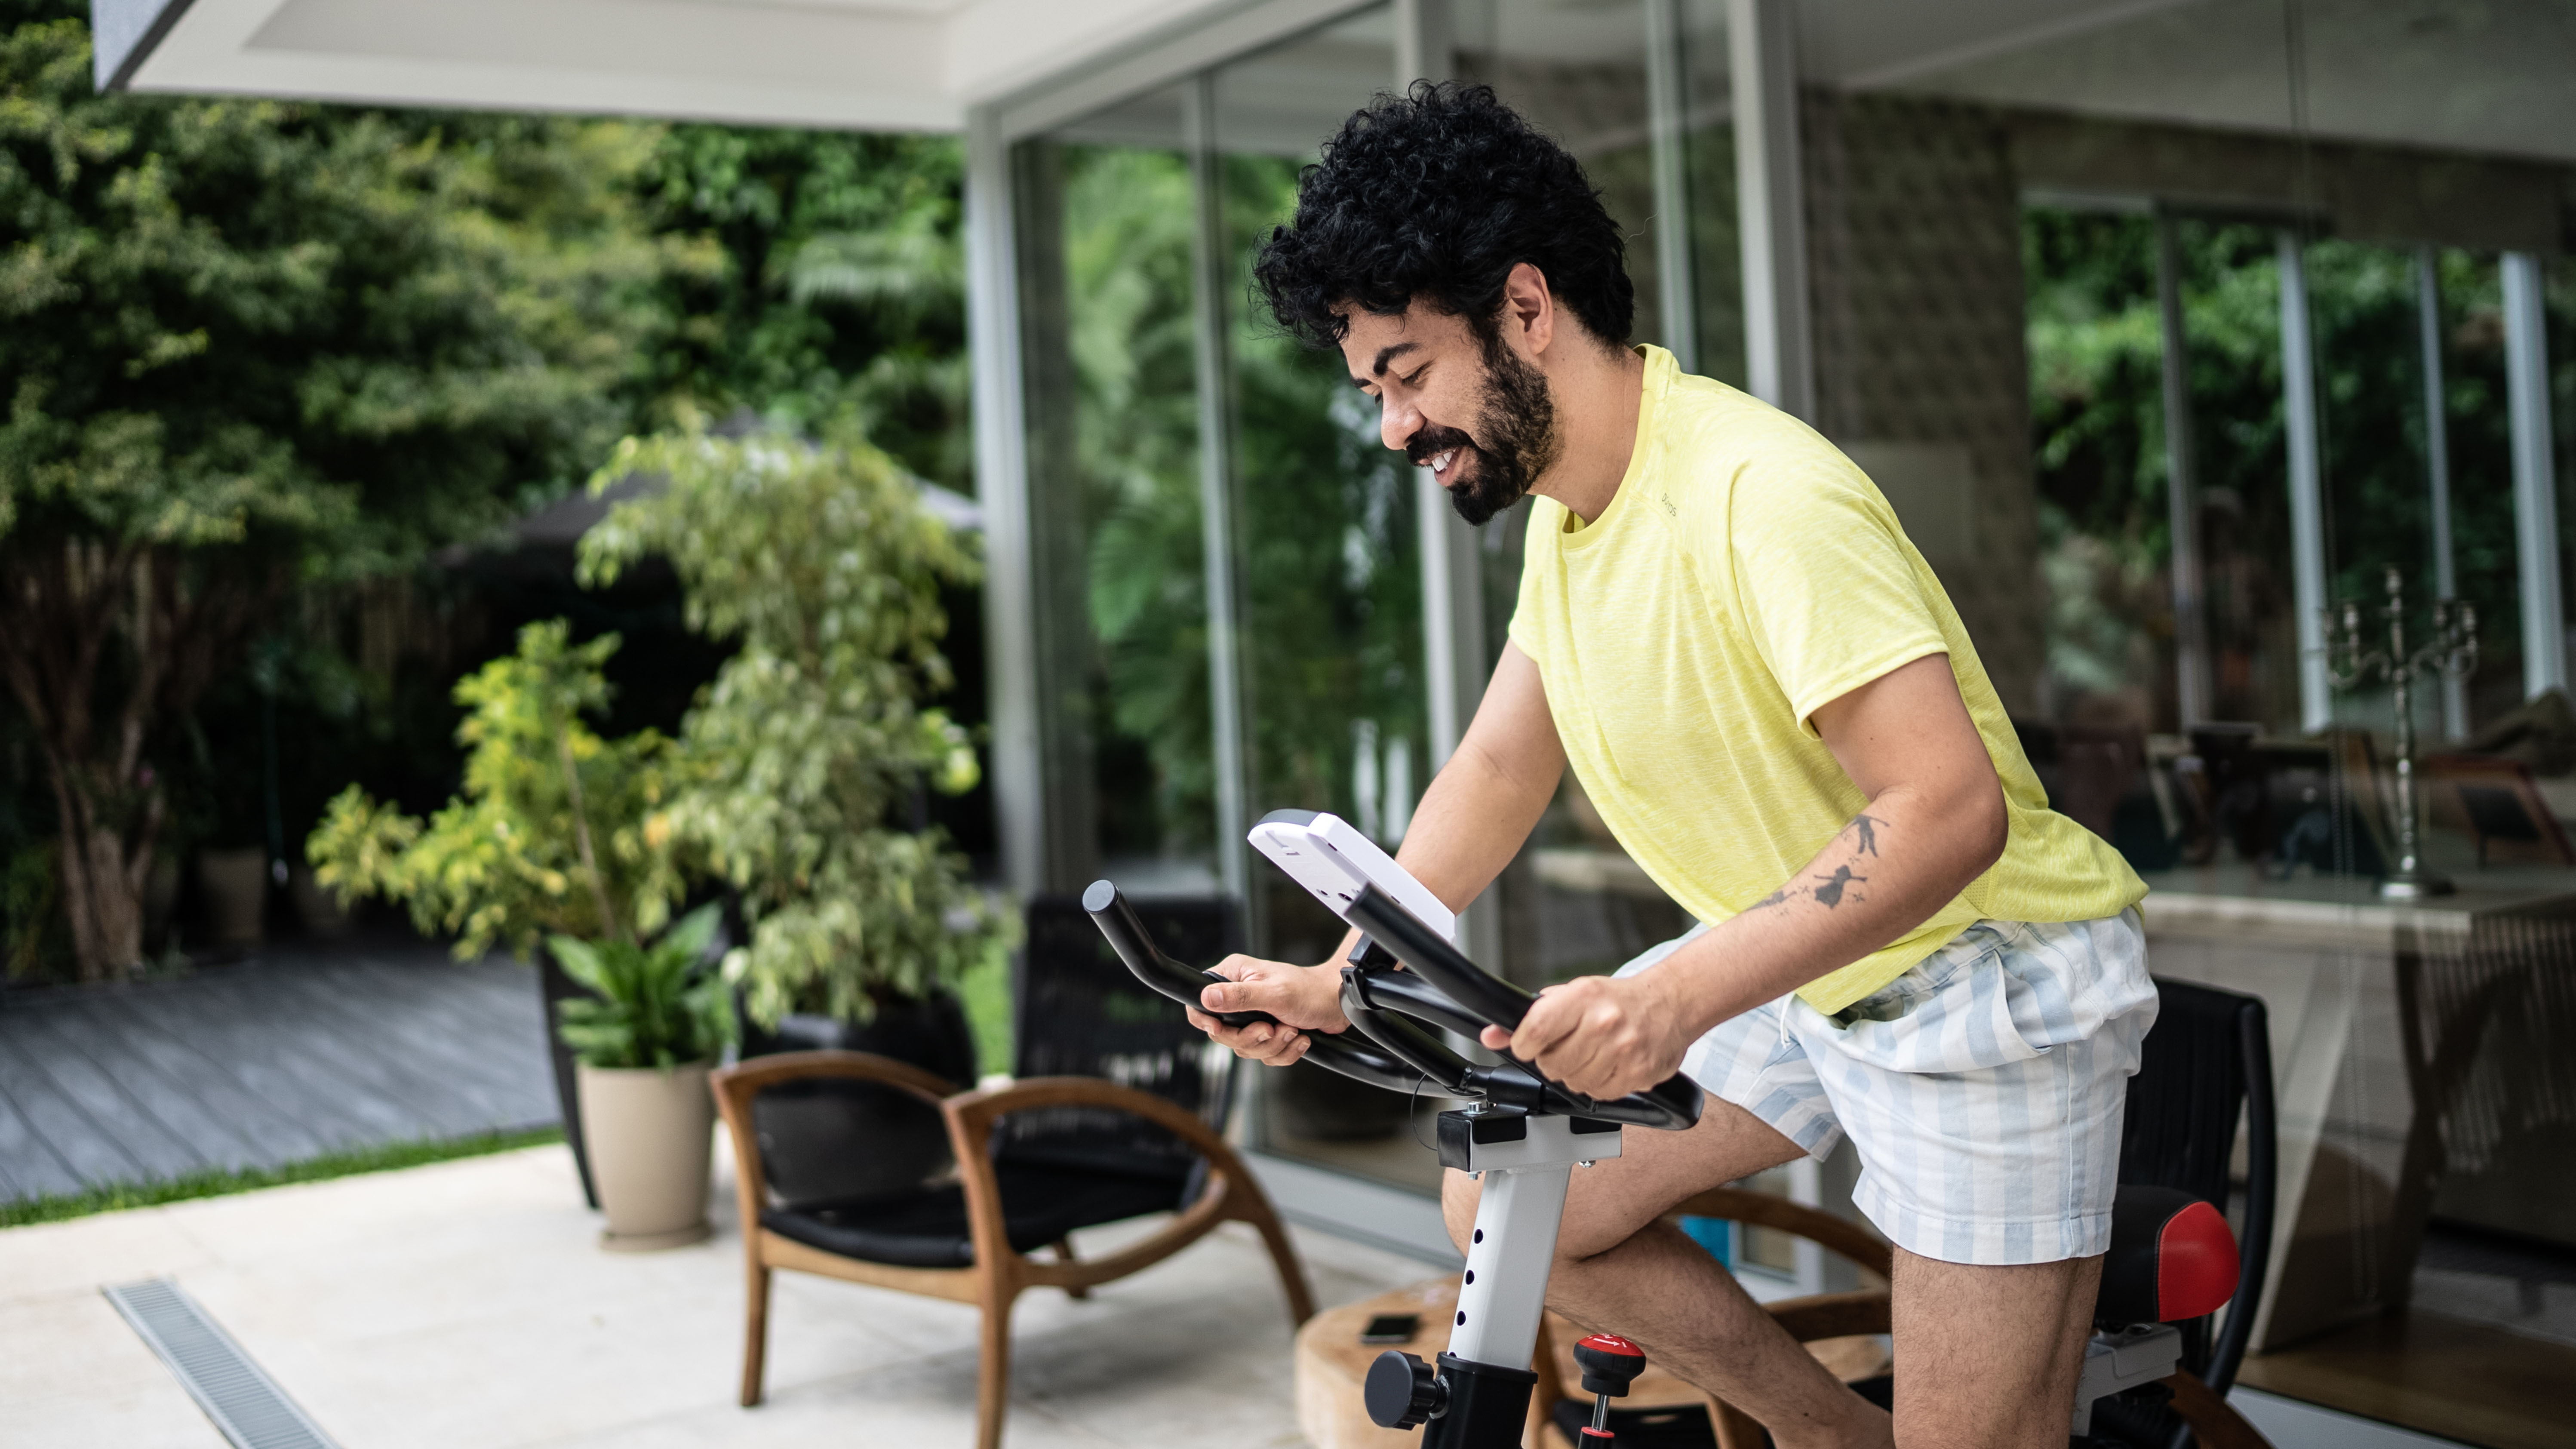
(1079, 880), (1426, 1095)
(1082, 879), (1702, 1133)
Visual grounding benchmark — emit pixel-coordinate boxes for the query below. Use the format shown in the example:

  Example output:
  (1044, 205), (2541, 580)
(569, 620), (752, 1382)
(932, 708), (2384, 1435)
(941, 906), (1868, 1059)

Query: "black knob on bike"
(1363, 1350), (1446, 1429)
(1573, 1333), (1647, 1397)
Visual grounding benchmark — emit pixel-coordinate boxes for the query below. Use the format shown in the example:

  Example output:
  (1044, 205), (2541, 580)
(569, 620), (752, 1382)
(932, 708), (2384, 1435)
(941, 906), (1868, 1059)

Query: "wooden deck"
(0, 939), (555, 1205)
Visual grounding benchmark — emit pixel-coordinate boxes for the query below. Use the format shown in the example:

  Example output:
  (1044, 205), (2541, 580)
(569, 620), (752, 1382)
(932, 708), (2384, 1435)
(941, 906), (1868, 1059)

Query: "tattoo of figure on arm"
(1849, 812), (1884, 858)
(1810, 864), (1867, 908)
(1745, 812), (1887, 914)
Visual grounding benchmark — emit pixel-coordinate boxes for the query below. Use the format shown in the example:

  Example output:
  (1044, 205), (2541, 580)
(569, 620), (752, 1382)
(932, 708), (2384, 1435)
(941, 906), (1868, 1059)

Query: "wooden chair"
(709, 895), (1315, 1449)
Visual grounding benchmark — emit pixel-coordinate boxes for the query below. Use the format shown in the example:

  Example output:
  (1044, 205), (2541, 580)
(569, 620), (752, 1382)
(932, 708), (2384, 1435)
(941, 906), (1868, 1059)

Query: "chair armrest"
(1666, 1185), (1894, 1281)
(709, 1049), (963, 1221)
(943, 1074), (1233, 1165)
(938, 1076), (1265, 1292)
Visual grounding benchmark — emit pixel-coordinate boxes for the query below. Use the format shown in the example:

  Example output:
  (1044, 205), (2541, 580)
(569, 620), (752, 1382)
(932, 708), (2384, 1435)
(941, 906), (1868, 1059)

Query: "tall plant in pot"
(307, 620), (682, 1200)
(552, 904), (732, 1249)
(578, 427), (1008, 1086)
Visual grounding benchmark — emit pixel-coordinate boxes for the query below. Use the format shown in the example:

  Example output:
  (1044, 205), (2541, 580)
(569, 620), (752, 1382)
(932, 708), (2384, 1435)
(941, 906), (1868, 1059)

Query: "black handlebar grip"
(1345, 883), (1535, 1030)
(1079, 879), (1430, 1095)
(1081, 880), (1275, 1029)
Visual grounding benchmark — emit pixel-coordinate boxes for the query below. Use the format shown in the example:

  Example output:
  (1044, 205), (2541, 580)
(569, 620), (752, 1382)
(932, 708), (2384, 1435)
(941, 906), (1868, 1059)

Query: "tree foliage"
(578, 429), (1000, 1027)
(0, 7), (701, 975)
(630, 126), (967, 489)
(307, 621), (682, 959)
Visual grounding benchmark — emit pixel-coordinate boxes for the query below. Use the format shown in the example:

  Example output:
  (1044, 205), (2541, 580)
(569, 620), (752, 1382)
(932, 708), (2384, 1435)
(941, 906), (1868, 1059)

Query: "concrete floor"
(0, 1142), (1431, 1448)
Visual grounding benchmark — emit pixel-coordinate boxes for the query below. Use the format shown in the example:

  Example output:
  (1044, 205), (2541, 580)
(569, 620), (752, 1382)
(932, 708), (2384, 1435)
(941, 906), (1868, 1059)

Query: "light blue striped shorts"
(1616, 910), (2157, 1266)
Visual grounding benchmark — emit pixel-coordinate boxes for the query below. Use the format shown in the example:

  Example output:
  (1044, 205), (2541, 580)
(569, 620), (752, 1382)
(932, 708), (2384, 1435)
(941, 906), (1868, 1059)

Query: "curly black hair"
(1252, 81), (1633, 352)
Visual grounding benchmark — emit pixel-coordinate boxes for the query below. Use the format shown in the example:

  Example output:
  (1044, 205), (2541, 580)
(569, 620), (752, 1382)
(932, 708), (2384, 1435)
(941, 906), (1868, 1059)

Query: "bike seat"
(2093, 1184), (2239, 1328)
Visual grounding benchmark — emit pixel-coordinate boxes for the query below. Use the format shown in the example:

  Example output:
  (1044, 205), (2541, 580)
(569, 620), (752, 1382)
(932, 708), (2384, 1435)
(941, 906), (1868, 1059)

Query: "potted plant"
(307, 619), (682, 1205)
(551, 903), (731, 1249)
(578, 427), (1010, 1061)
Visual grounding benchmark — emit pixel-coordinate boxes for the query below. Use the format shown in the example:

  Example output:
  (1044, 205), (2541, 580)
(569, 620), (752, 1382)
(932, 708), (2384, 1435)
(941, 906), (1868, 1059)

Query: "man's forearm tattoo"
(1746, 811), (1886, 913)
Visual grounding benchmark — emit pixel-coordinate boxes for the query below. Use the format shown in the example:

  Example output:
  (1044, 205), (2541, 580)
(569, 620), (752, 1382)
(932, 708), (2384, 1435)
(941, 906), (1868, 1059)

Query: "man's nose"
(1380, 392), (1420, 453)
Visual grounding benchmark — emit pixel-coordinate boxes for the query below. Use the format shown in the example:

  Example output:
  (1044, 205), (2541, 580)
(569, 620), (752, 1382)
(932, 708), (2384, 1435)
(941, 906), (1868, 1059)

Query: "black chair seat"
(761, 1159), (1190, 1270)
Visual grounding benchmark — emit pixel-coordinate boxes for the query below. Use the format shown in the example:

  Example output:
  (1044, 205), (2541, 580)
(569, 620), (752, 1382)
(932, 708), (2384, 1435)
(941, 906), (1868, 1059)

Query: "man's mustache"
(1405, 425), (1475, 468)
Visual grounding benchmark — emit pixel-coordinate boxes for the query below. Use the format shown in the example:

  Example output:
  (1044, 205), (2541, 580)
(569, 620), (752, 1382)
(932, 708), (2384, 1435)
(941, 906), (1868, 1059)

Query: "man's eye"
(1402, 365), (1430, 387)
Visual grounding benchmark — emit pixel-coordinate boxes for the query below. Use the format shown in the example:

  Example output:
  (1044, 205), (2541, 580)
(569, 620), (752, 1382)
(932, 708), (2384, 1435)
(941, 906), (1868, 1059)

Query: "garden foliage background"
(0, 0), (969, 980)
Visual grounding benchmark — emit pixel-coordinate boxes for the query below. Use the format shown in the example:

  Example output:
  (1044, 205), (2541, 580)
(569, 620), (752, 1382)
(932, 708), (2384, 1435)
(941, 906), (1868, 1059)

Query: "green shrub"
(551, 904), (732, 1069)
(578, 428), (1011, 1027)
(308, 621), (681, 959)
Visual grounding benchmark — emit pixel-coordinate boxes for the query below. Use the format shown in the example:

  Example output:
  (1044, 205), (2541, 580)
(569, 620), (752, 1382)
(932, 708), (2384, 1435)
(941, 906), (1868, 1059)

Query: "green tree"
(0, 9), (699, 976)
(631, 126), (968, 489)
(578, 428), (1002, 1027)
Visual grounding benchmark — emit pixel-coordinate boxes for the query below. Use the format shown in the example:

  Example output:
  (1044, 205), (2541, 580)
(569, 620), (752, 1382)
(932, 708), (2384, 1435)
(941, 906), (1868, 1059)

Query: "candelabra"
(2324, 566), (2478, 899)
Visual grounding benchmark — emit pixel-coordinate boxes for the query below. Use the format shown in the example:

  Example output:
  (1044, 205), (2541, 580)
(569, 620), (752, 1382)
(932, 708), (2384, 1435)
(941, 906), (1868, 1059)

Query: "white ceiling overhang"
(92, 0), (2576, 170)
(92, 0), (1240, 131)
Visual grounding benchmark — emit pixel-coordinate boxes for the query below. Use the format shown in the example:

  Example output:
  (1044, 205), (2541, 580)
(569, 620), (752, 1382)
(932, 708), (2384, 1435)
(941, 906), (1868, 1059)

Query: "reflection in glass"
(1019, 92), (1217, 892)
(1209, 9), (1437, 1188)
(1804, 0), (2576, 1436)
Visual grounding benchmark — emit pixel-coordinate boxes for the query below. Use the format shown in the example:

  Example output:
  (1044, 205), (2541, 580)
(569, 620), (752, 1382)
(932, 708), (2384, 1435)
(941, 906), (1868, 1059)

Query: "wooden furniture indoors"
(709, 895), (1315, 1449)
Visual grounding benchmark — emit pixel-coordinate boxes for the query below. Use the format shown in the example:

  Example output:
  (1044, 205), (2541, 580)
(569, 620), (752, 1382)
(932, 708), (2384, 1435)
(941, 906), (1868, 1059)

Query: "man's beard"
(1405, 331), (1560, 527)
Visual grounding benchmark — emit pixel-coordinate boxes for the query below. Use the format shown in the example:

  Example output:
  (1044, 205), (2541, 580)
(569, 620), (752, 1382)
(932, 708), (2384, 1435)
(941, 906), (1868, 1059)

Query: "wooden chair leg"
(2160, 1371), (2276, 1449)
(1051, 1238), (1090, 1299)
(740, 1260), (772, 1408)
(1232, 1180), (1317, 1326)
(975, 1281), (1020, 1449)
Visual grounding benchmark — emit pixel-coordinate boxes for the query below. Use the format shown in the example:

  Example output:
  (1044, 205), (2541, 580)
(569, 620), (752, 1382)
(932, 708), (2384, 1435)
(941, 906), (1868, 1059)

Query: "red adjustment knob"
(1573, 1333), (1646, 1397)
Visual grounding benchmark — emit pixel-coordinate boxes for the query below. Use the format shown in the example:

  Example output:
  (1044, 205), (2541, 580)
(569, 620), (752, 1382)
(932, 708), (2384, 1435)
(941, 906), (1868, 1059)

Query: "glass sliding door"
(1015, 88), (1218, 894)
(1205, 8), (1437, 1190)
(1792, 0), (2576, 1434)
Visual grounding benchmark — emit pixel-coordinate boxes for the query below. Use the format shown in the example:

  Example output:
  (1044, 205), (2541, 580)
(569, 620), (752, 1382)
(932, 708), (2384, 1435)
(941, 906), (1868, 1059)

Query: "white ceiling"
(109, 0), (2576, 165)
(118, 0), (1227, 130)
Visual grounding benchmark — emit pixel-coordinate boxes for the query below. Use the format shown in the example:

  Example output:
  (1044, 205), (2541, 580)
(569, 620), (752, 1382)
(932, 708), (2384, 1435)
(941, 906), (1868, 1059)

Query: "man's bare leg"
(1888, 1249), (2100, 1449)
(1440, 1100), (1892, 1449)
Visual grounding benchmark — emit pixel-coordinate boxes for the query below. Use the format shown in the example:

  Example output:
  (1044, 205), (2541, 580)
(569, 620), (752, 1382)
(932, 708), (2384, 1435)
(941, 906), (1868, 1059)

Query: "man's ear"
(1499, 261), (1554, 359)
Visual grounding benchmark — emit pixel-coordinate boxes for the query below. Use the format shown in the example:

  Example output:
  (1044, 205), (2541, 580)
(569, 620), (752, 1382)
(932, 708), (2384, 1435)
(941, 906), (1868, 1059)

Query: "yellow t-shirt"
(1507, 346), (2145, 1013)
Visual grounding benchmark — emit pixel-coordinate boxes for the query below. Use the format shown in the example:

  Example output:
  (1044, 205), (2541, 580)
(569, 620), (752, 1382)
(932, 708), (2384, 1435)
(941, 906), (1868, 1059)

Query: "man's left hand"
(1479, 973), (1694, 1101)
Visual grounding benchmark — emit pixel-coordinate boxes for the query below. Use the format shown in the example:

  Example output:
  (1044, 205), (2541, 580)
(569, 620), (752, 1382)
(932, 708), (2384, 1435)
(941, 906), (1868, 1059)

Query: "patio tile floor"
(0, 1141), (1433, 1448)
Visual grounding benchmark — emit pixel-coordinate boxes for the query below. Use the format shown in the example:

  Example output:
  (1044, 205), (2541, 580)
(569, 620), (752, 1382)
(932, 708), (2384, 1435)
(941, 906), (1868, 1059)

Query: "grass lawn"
(0, 1126), (566, 1230)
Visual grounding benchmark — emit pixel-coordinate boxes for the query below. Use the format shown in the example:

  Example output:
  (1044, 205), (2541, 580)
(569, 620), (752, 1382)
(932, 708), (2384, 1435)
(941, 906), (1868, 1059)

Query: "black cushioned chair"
(710, 895), (1314, 1449)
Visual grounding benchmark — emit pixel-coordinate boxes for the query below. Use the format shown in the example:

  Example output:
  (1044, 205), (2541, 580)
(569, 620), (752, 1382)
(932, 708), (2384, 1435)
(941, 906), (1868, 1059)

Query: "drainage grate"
(103, 1279), (339, 1449)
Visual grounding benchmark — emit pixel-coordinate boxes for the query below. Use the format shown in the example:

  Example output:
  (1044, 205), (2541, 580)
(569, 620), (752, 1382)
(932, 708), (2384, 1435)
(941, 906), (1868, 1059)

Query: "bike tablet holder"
(1084, 810), (1704, 1449)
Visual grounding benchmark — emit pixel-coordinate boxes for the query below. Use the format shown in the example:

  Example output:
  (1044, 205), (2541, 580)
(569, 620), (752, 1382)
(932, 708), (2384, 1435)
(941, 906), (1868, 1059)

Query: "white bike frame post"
(1423, 1109), (1622, 1449)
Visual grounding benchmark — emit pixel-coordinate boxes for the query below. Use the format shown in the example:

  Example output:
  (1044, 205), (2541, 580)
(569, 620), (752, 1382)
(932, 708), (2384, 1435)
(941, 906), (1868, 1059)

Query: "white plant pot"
(575, 1060), (715, 1251)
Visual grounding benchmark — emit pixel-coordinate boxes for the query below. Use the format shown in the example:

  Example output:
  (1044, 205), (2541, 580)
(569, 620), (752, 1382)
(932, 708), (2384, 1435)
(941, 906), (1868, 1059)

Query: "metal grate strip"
(103, 1279), (338, 1449)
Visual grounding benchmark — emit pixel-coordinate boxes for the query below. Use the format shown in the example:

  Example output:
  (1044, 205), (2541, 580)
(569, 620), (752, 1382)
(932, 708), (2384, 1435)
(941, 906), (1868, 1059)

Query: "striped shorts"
(1616, 910), (2156, 1266)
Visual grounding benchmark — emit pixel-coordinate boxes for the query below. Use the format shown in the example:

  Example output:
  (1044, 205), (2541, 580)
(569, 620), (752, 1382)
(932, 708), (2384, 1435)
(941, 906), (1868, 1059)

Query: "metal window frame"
(2504, 250), (2565, 702)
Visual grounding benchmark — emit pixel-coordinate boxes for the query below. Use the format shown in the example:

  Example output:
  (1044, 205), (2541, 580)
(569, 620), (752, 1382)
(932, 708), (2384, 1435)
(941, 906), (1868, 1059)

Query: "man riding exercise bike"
(1183, 83), (2160, 1449)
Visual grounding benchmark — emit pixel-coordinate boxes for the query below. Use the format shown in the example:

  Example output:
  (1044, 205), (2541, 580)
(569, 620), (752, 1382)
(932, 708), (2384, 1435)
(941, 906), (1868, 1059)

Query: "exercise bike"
(1086, 809), (2275, 1449)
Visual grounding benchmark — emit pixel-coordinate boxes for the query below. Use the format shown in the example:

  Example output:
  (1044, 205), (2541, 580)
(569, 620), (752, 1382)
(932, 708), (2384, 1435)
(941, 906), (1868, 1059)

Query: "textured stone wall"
(1802, 89), (2045, 715)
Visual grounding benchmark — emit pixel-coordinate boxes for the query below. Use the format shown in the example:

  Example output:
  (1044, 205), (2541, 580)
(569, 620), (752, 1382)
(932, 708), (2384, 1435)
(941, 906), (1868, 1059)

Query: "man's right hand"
(1186, 955), (1351, 1067)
